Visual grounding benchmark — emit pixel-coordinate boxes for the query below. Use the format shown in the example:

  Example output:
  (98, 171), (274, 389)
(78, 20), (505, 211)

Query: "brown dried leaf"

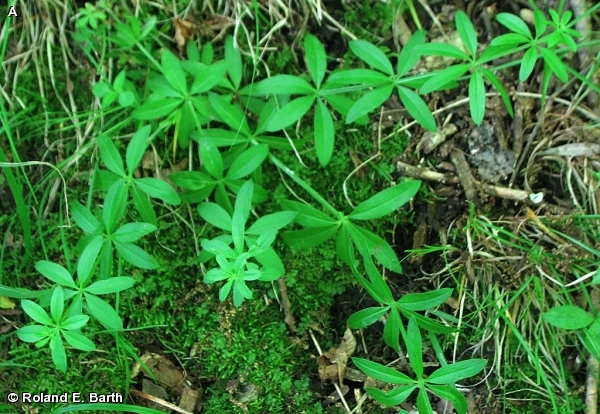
(339, 328), (356, 357)
(317, 329), (356, 385)
(174, 18), (197, 54)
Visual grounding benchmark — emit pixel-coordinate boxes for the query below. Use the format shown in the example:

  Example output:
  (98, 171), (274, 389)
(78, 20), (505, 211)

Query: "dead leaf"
(317, 328), (356, 385)
(0, 296), (15, 309)
(174, 18), (197, 54)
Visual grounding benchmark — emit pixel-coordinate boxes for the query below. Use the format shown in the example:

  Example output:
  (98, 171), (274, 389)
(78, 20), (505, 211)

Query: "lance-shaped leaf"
(349, 39), (394, 75)
(132, 98), (183, 120)
(352, 357), (415, 385)
(97, 135), (125, 177)
(349, 180), (420, 221)
(162, 49), (187, 94)
(346, 84), (394, 124)
(314, 98), (334, 166)
(304, 33), (327, 88)
(267, 95), (316, 131)
(126, 125), (152, 174)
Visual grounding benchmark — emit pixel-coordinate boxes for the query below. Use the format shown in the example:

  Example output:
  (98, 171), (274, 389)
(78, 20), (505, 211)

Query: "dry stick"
(396, 160), (532, 202)
(277, 278), (297, 333)
(587, 355), (599, 414)
(129, 389), (193, 414)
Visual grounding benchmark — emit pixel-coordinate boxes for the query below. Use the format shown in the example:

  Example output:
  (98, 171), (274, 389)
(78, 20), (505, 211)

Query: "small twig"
(129, 389), (193, 414)
(587, 354), (598, 414)
(277, 278), (297, 333)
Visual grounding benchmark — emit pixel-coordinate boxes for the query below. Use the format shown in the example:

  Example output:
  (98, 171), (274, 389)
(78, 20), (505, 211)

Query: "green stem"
(266, 153), (340, 217)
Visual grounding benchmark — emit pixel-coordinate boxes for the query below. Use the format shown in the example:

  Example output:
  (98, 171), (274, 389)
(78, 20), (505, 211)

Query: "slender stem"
(267, 153), (340, 217)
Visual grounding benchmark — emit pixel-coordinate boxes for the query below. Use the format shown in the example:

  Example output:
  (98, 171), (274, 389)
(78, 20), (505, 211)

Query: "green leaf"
(325, 69), (391, 86)
(134, 177), (181, 205)
(190, 61), (228, 94)
(496, 13), (532, 38)
(176, 103), (196, 149)
(202, 239), (235, 259)
(225, 36), (243, 89)
(304, 33), (327, 88)
(348, 225), (401, 272)
(397, 87), (436, 132)
(349, 180), (420, 220)
(365, 385), (417, 407)
(479, 67), (513, 117)
(113, 223), (157, 243)
(77, 235), (104, 286)
(519, 46), (538, 81)
(544, 305), (594, 330)
(226, 144), (269, 180)
(246, 211), (297, 235)
(489, 33), (530, 47)
(71, 201), (99, 234)
(103, 179), (127, 233)
(398, 289), (452, 311)
(198, 202), (232, 231)
(468, 70), (486, 125)
(61, 315), (90, 330)
(132, 98), (182, 120)
(85, 293), (123, 331)
(539, 47), (568, 82)
(161, 49), (187, 94)
(36, 261), (76, 288)
(232, 280), (252, 307)
(455, 10), (478, 57)
(97, 135), (125, 177)
(397, 30), (427, 77)
(352, 357), (415, 385)
(349, 39), (394, 75)
(62, 330), (96, 352)
(50, 334), (67, 373)
(131, 185), (157, 227)
(21, 300), (53, 325)
(426, 359), (487, 384)
(280, 200), (337, 227)
(17, 325), (48, 342)
(241, 75), (315, 96)
(420, 64), (470, 94)
(235, 180), (254, 224)
(419, 43), (470, 60)
(416, 386), (433, 414)
(426, 385), (468, 414)
(86, 277), (135, 295)
(113, 241), (158, 270)
(406, 316), (423, 379)
(336, 224), (355, 267)
(125, 125), (151, 176)
(383, 307), (402, 352)
(314, 98), (335, 166)
(348, 307), (388, 329)
(267, 95), (315, 131)
(402, 309), (455, 334)
(346, 85), (393, 124)
(281, 225), (339, 250)
(209, 93), (250, 135)
(198, 133), (224, 179)
(362, 253), (395, 303)
(169, 170), (214, 190)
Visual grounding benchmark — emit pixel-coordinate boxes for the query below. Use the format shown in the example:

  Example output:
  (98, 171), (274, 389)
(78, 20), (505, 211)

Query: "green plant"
(199, 180), (296, 306)
(347, 254), (453, 352)
(281, 179), (420, 273)
(353, 316), (486, 413)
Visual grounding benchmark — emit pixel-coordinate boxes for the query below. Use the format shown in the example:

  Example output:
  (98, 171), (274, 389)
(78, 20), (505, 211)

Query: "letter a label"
(8, 6), (18, 17)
